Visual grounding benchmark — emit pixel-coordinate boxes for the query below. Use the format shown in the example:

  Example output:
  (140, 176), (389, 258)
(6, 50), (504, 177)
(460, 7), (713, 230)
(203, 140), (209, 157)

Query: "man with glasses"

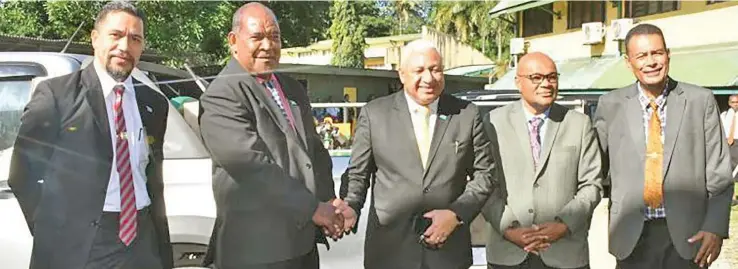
(482, 52), (603, 269)
(594, 23), (733, 269)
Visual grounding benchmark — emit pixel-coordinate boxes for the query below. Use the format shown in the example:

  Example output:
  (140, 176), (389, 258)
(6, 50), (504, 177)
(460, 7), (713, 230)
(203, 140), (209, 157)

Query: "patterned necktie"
(264, 80), (294, 130)
(416, 105), (431, 169)
(113, 84), (137, 246)
(529, 117), (543, 167)
(644, 101), (664, 208)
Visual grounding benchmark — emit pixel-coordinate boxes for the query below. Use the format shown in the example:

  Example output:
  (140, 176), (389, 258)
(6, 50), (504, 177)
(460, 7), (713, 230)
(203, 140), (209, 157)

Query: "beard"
(105, 55), (134, 82)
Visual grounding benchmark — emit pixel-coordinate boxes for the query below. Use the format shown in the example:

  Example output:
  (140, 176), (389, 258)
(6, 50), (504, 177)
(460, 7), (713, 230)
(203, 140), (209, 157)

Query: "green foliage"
(329, 0), (367, 68)
(0, 1), (48, 37)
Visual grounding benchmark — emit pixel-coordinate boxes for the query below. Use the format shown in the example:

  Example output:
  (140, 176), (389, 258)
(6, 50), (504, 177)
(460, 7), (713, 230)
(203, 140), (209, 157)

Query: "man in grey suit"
(594, 23), (734, 269)
(9, 2), (173, 269)
(483, 52), (603, 269)
(338, 40), (501, 269)
(198, 3), (343, 269)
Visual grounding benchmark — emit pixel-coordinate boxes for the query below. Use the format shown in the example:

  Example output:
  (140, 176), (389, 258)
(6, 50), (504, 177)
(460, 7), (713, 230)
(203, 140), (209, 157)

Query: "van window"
(0, 79), (31, 152)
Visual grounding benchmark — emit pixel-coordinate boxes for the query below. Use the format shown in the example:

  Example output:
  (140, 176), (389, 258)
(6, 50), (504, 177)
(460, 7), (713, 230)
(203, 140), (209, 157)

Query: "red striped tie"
(113, 84), (137, 246)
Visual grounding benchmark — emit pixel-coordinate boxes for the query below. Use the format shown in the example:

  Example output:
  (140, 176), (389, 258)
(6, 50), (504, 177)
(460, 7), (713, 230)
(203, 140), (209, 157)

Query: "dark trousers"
(616, 219), (699, 269)
(488, 255), (589, 269)
(236, 247), (319, 269)
(84, 207), (162, 269)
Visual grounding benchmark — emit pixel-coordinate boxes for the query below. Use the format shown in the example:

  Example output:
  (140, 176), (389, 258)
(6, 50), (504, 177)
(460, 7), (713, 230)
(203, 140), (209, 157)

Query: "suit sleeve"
(480, 113), (515, 233)
(555, 118), (604, 234)
(344, 105), (376, 215)
(8, 82), (59, 233)
(449, 105), (499, 224)
(302, 96), (335, 202)
(199, 81), (318, 224)
(700, 94), (734, 238)
(593, 96), (610, 187)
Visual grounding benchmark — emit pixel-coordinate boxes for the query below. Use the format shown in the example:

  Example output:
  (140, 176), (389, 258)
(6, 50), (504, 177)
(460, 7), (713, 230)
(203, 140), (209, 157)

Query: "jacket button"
(423, 187), (430, 193)
(90, 220), (99, 227)
(528, 209), (534, 214)
(533, 183), (539, 188)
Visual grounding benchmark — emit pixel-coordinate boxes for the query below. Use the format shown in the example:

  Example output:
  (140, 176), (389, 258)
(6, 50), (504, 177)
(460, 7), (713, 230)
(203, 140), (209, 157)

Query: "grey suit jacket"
(594, 79), (734, 260)
(8, 66), (172, 269)
(344, 92), (501, 269)
(198, 60), (334, 267)
(482, 102), (603, 268)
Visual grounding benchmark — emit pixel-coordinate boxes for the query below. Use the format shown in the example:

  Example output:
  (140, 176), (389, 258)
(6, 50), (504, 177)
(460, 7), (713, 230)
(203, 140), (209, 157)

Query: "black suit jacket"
(8, 65), (173, 269)
(198, 59), (334, 267)
(344, 92), (500, 269)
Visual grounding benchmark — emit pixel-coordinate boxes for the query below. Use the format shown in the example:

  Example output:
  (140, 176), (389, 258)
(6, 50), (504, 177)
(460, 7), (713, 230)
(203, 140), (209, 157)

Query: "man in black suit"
(198, 3), (343, 269)
(9, 2), (173, 269)
(338, 39), (501, 269)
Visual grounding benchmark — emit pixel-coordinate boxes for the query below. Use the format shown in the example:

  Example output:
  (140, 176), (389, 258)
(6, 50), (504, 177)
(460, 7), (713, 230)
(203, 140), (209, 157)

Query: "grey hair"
(232, 2), (277, 32)
(95, 1), (145, 30)
(400, 39), (441, 69)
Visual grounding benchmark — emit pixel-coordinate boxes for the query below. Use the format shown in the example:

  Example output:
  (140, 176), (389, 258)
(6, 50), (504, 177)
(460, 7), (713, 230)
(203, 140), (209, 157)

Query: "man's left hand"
(689, 231), (723, 268)
(522, 222), (569, 245)
(422, 209), (460, 246)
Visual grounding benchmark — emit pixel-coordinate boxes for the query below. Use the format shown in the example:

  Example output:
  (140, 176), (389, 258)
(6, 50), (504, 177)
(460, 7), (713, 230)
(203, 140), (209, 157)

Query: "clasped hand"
(503, 222), (568, 255)
(312, 199), (358, 241)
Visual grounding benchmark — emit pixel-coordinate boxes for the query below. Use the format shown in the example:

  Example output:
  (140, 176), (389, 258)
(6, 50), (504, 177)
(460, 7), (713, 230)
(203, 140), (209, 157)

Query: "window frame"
(567, 1), (607, 29)
(521, 3), (554, 37)
(626, 1), (680, 18)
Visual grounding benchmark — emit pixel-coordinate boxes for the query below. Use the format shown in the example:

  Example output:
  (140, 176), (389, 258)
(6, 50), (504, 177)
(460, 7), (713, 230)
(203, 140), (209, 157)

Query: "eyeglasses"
(517, 73), (560, 84)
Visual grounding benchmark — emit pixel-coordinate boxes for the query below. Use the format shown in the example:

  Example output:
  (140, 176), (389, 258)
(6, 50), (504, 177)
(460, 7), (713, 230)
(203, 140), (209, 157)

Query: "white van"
(0, 52), (215, 268)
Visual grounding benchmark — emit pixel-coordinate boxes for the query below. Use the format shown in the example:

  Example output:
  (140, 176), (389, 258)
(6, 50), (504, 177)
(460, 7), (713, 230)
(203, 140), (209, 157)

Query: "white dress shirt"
(521, 101), (551, 149)
(721, 109), (738, 139)
(94, 61), (151, 212)
(406, 92), (439, 144)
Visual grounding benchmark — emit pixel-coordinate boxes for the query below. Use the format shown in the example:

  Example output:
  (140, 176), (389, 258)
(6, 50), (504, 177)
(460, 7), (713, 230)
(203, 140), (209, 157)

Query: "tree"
(328, 0), (367, 68)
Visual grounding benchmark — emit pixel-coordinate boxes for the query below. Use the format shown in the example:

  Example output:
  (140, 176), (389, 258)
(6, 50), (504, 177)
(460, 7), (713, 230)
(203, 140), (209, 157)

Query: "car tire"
(172, 243), (209, 268)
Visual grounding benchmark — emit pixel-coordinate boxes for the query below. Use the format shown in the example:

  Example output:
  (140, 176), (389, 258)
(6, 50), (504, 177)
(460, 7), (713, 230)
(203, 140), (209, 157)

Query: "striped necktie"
(113, 84), (137, 246)
(264, 80), (294, 130)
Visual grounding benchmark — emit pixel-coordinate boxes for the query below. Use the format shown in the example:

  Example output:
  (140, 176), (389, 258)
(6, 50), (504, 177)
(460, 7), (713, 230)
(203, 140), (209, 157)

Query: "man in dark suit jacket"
(198, 3), (342, 269)
(338, 39), (501, 269)
(595, 24), (733, 269)
(9, 2), (172, 269)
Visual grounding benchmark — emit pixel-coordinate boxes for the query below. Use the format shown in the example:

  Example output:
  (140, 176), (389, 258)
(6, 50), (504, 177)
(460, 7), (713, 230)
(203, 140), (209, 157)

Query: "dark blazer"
(8, 65), (172, 269)
(344, 92), (500, 269)
(594, 79), (734, 260)
(198, 59), (334, 267)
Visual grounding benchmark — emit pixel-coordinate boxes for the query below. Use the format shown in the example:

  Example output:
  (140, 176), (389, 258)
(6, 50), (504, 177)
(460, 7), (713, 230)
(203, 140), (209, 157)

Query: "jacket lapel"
(423, 95), (451, 179)
(662, 80), (685, 177)
(509, 102), (536, 176)
(625, 84), (646, 162)
(82, 66), (113, 159)
(393, 93), (425, 176)
(535, 104), (563, 179)
(275, 74), (308, 149)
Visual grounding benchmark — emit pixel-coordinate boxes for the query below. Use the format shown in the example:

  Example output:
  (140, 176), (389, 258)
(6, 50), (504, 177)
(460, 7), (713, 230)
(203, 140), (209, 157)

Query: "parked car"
(0, 52), (214, 268)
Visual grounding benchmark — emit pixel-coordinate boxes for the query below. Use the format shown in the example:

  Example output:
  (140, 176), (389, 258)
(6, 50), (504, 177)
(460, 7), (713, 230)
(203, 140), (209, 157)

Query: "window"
(568, 1), (606, 29)
(0, 79), (32, 153)
(707, 0), (726, 4)
(626, 1), (680, 17)
(522, 3), (554, 37)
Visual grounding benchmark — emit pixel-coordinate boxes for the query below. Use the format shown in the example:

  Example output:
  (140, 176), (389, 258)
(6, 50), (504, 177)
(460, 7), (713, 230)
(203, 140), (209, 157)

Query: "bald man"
(482, 52), (603, 269)
(339, 40), (501, 269)
(199, 3), (340, 269)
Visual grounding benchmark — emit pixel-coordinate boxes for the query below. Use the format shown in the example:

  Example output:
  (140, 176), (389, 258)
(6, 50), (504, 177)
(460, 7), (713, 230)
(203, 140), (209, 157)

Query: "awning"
(486, 56), (621, 91)
(591, 43), (738, 89)
(489, 0), (556, 18)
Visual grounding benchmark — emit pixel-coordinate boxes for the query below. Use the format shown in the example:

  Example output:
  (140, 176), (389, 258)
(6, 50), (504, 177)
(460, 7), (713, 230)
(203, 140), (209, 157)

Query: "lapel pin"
(146, 106), (153, 113)
(439, 115), (448, 120)
(67, 127), (77, 132)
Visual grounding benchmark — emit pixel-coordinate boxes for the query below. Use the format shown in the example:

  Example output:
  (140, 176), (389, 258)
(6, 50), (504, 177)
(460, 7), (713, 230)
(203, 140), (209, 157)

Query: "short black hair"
(94, 1), (146, 30)
(624, 23), (666, 55)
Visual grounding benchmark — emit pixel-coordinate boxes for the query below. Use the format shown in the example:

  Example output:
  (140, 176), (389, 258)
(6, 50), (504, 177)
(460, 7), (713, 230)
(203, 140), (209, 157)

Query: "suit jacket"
(594, 79), (734, 260)
(8, 65), (172, 269)
(198, 59), (334, 267)
(344, 92), (500, 269)
(482, 102), (603, 268)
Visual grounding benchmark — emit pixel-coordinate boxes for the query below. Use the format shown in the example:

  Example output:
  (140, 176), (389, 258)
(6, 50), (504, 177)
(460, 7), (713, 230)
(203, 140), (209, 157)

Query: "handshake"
(311, 198), (358, 241)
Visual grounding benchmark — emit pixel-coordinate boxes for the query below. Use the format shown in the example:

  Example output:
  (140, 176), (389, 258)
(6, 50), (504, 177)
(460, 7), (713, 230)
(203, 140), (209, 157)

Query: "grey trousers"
(84, 207), (163, 269)
(616, 219), (699, 269)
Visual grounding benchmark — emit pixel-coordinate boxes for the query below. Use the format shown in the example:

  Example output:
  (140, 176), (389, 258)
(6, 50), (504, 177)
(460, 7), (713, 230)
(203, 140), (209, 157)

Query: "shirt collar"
(405, 92), (439, 114)
(637, 79), (670, 109)
(94, 60), (134, 98)
(255, 73), (276, 84)
(521, 100), (550, 123)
